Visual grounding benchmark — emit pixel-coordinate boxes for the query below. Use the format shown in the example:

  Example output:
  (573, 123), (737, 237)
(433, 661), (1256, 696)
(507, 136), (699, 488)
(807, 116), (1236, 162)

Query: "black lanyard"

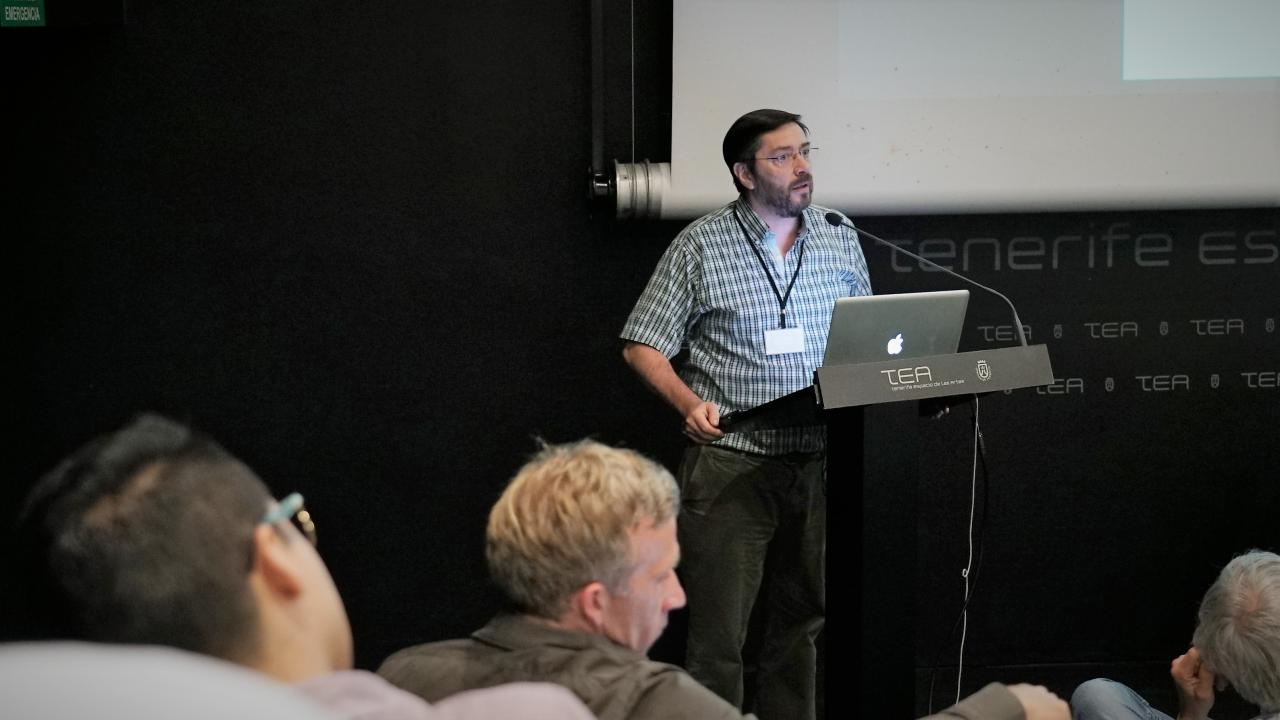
(733, 208), (806, 329)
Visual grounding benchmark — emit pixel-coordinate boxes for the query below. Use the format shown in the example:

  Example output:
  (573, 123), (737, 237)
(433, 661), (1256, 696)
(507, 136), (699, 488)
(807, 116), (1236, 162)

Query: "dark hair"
(721, 109), (809, 193)
(9, 414), (272, 663)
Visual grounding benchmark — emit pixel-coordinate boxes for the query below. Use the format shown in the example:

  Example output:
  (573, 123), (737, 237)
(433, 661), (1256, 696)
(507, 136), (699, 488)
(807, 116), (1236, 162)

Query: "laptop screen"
(822, 289), (970, 366)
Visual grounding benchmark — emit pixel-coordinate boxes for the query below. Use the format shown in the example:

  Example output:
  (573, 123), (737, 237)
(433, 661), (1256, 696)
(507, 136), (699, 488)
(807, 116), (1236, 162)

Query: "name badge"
(764, 327), (805, 356)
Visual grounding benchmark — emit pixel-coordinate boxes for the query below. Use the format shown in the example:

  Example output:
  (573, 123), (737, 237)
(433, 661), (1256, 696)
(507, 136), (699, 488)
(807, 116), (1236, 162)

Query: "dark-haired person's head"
(722, 109), (813, 218)
(11, 414), (352, 681)
(721, 109), (809, 193)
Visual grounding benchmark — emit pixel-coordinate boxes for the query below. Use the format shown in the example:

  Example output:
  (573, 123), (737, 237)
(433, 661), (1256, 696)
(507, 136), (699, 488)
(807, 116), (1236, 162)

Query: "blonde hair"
(485, 439), (679, 618)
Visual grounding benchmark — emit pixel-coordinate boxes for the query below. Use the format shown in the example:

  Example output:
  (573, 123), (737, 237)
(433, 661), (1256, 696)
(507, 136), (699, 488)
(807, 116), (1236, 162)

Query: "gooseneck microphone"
(824, 212), (1029, 347)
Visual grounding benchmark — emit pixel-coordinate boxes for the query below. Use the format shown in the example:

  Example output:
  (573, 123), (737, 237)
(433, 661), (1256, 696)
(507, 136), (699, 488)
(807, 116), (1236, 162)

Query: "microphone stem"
(845, 220), (1028, 347)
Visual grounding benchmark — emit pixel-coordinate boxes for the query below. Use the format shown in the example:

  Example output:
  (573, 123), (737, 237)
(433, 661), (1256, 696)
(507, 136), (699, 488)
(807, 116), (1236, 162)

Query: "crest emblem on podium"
(976, 359), (992, 381)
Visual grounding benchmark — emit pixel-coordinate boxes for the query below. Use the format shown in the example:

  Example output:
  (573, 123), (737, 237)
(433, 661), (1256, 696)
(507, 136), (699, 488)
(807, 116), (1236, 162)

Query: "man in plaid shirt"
(621, 109), (871, 720)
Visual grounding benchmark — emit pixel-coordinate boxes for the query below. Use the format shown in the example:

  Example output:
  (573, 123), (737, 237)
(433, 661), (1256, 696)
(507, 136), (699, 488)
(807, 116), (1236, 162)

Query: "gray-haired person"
(1072, 550), (1280, 720)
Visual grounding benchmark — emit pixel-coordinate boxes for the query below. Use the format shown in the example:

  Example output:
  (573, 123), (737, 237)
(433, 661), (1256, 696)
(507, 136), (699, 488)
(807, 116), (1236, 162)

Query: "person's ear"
(251, 524), (303, 600)
(733, 161), (756, 191)
(569, 581), (609, 631)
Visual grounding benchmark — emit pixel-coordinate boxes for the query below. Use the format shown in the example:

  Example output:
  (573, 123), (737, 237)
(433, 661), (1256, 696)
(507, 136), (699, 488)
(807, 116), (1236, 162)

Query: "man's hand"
(1006, 684), (1069, 720)
(682, 400), (723, 443)
(1172, 647), (1216, 720)
(622, 342), (724, 443)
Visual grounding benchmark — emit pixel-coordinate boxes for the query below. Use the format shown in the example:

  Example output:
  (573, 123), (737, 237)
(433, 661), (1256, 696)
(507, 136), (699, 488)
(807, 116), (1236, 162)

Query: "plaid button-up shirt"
(622, 197), (872, 454)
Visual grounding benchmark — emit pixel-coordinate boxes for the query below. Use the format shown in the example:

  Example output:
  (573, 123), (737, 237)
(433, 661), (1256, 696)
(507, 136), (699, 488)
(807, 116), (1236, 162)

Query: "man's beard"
(757, 176), (813, 218)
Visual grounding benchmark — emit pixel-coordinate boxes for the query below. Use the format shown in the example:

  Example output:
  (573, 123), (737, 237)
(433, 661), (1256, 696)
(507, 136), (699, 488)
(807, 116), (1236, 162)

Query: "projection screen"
(660, 0), (1280, 218)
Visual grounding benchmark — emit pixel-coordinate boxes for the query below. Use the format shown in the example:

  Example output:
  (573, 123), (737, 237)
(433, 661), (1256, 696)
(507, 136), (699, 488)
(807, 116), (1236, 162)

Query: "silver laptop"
(822, 289), (970, 366)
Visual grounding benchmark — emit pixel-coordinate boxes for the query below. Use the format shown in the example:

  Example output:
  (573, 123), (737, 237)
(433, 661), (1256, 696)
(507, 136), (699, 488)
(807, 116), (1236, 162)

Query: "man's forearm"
(622, 342), (703, 416)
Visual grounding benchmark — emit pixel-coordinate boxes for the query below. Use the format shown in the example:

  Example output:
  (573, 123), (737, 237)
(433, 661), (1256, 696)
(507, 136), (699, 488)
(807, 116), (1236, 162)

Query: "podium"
(719, 344), (1053, 433)
(719, 344), (1053, 718)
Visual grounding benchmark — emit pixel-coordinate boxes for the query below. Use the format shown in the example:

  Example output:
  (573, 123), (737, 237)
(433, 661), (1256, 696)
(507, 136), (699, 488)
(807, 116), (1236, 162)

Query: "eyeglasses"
(751, 146), (816, 167)
(261, 492), (317, 546)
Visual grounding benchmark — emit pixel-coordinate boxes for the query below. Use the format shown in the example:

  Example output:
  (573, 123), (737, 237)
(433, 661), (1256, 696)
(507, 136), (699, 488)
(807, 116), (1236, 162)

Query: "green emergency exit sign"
(1, 0), (45, 27)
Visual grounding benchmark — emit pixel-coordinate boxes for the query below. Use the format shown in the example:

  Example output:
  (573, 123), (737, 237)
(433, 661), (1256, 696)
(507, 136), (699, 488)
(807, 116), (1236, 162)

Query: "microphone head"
(824, 212), (845, 228)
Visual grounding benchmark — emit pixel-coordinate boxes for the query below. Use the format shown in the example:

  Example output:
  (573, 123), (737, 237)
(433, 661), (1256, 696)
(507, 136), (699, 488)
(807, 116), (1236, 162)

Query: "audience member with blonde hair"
(379, 439), (747, 720)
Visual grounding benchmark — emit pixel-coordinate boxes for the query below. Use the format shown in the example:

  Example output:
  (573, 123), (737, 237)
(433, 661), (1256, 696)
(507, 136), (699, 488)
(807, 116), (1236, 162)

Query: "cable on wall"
(926, 395), (990, 714)
(954, 394), (982, 704)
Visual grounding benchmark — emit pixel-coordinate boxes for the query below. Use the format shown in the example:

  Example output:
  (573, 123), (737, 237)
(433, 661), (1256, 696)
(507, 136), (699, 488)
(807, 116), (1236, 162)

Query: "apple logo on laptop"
(887, 333), (904, 355)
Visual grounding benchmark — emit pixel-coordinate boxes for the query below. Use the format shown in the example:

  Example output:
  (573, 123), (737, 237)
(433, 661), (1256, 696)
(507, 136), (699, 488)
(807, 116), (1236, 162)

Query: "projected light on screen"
(1124, 0), (1280, 80)
(664, 0), (1280, 218)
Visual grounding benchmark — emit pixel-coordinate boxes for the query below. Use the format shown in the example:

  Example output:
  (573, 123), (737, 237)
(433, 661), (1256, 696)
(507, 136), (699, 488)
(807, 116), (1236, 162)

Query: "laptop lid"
(822, 289), (970, 366)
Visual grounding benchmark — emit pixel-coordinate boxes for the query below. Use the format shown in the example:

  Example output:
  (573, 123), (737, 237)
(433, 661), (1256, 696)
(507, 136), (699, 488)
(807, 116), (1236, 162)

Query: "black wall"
(3, 2), (1277, 717)
(874, 210), (1280, 715)
(3, 0), (681, 666)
